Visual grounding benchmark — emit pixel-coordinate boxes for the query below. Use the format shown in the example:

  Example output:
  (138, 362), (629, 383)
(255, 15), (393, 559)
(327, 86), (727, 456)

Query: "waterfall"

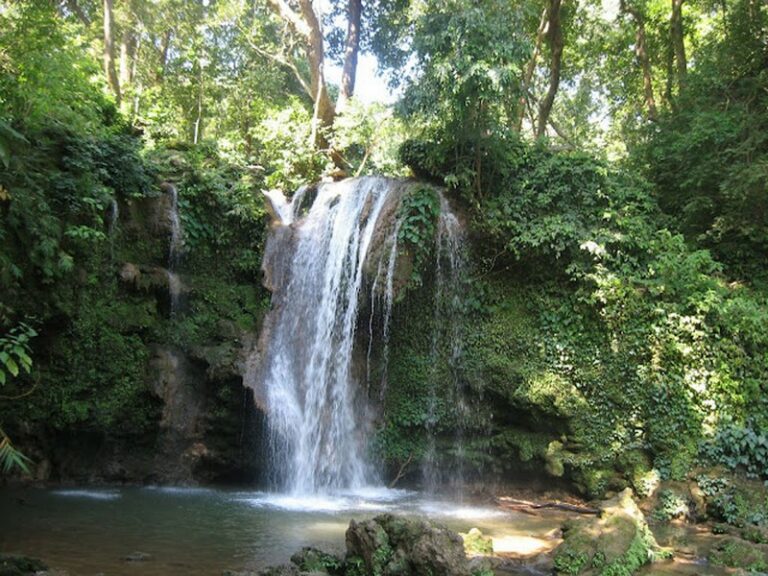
(422, 192), (468, 495)
(166, 184), (183, 316)
(107, 198), (120, 260)
(108, 198), (120, 236)
(258, 177), (402, 494)
(255, 177), (467, 496)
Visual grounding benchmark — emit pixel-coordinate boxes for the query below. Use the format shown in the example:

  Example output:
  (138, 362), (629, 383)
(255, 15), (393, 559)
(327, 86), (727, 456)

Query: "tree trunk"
(664, 31), (674, 104)
(516, 7), (548, 133)
(193, 61), (204, 144)
(299, 0), (335, 149)
(337, 0), (362, 111)
(670, 0), (687, 87)
(536, 0), (564, 138)
(119, 29), (137, 91)
(103, 0), (121, 104)
(622, 0), (657, 120)
(267, 0), (336, 151)
(159, 29), (172, 83)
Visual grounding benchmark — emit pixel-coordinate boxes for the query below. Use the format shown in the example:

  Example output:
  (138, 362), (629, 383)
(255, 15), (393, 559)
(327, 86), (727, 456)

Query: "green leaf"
(5, 357), (19, 377)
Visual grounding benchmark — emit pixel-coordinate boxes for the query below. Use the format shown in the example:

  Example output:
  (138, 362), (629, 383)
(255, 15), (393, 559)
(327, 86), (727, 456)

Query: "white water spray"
(259, 177), (398, 493)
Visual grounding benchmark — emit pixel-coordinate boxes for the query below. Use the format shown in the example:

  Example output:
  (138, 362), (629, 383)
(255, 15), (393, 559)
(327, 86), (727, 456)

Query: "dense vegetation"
(0, 0), (766, 512)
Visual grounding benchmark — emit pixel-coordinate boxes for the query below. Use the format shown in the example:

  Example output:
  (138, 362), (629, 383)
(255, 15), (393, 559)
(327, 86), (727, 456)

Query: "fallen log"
(495, 496), (599, 515)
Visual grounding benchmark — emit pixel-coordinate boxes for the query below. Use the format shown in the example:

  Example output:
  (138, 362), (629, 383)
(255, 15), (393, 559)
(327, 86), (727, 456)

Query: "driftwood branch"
(389, 453), (414, 488)
(496, 496), (599, 515)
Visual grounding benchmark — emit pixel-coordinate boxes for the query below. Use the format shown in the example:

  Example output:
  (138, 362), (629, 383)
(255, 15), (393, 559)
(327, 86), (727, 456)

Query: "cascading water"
(258, 177), (402, 494)
(166, 184), (183, 316)
(254, 177), (467, 497)
(107, 198), (120, 259)
(422, 192), (468, 495)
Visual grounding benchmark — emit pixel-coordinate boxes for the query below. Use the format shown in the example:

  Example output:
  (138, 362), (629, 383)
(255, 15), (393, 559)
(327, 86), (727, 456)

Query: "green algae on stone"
(553, 489), (670, 576)
(708, 537), (768, 571)
(460, 528), (494, 556)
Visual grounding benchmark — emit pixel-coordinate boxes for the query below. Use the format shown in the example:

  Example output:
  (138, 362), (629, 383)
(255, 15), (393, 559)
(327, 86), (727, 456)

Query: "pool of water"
(0, 485), (567, 575)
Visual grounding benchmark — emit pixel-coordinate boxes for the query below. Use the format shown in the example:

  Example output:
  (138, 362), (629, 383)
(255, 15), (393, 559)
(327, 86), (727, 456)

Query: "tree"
(103, 0), (121, 104)
(536, 0), (564, 137)
(338, 0), (362, 111)
(263, 0), (364, 154)
(620, 0), (657, 120)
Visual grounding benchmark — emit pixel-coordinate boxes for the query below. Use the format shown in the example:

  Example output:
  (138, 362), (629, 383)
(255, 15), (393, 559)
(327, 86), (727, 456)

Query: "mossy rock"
(0, 555), (47, 576)
(708, 537), (768, 571)
(572, 467), (626, 499)
(460, 528), (494, 555)
(346, 514), (470, 576)
(553, 489), (670, 576)
(741, 525), (768, 544)
(290, 547), (343, 575)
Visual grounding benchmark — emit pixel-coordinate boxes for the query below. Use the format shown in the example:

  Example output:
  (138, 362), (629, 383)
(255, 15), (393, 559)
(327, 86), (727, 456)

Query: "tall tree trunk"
(670, 0), (687, 87)
(193, 60), (204, 144)
(337, 0), (362, 111)
(536, 0), (564, 138)
(119, 30), (137, 91)
(299, 0), (335, 149)
(664, 31), (674, 104)
(516, 7), (548, 133)
(159, 29), (172, 83)
(622, 0), (657, 120)
(103, 0), (121, 104)
(267, 0), (336, 150)
(131, 37), (142, 120)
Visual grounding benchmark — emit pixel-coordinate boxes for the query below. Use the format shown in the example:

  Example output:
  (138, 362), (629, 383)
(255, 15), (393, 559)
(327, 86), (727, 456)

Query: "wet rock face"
(345, 514), (470, 576)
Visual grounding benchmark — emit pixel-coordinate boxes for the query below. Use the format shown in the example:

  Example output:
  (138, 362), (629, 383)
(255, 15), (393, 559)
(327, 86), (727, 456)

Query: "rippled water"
(0, 486), (566, 575)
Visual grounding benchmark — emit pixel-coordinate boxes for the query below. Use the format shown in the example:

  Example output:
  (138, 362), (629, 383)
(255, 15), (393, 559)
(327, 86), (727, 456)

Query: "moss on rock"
(460, 528), (494, 556)
(553, 489), (670, 576)
(708, 537), (768, 571)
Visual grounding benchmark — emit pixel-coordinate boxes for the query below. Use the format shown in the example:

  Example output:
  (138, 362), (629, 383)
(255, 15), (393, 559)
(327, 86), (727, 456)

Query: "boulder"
(345, 513), (470, 576)
(552, 488), (670, 575)
(708, 537), (768, 571)
(0, 555), (47, 576)
(459, 528), (493, 556)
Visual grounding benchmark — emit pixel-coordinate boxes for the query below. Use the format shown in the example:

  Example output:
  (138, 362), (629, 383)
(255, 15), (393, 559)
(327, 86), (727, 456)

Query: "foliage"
(333, 100), (409, 177)
(701, 422), (768, 479)
(636, 0), (768, 279)
(697, 474), (768, 528)
(651, 489), (689, 522)
(0, 428), (31, 474)
(396, 186), (440, 288)
(0, 323), (36, 386)
(252, 98), (328, 191)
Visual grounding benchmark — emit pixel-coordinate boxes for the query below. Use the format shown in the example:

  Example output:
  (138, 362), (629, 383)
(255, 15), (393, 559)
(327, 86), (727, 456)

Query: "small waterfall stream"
(256, 177), (466, 496)
(107, 198), (120, 259)
(423, 192), (468, 496)
(166, 184), (183, 316)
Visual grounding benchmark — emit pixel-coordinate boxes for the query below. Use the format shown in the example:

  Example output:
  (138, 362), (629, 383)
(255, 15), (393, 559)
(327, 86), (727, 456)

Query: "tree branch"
(244, 33), (312, 97)
(267, 0), (311, 38)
